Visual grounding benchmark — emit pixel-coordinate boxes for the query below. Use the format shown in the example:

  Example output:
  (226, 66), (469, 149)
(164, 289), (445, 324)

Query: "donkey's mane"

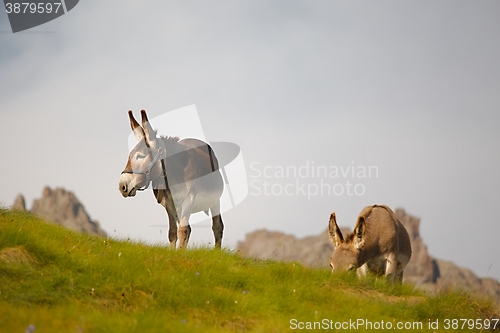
(160, 136), (183, 155)
(161, 136), (180, 143)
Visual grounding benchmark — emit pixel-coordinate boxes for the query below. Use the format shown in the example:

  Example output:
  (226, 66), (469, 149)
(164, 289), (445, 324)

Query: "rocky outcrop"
(433, 259), (500, 303)
(11, 187), (107, 237)
(395, 208), (437, 285)
(236, 225), (353, 269)
(237, 229), (333, 268)
(11, 194), (27, 211)
(237, 208), (500, 306)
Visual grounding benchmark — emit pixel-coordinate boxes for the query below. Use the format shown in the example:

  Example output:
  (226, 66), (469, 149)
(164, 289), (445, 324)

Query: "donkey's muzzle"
(120, 183), (128, 196)
(118, 180), (137, 197)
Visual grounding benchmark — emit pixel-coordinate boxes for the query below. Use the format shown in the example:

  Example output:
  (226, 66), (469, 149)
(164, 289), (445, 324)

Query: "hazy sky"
(1, 1), (499, 280)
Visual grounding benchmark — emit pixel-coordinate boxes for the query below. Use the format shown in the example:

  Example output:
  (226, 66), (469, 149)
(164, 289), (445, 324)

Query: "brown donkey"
(118, 110), (224, 249)
(328, 205), (411, 283)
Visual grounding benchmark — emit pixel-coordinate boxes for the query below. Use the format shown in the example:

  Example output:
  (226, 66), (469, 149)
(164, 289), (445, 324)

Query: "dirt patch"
(0, 246), (38, 266)
(343, 287), (425, 305)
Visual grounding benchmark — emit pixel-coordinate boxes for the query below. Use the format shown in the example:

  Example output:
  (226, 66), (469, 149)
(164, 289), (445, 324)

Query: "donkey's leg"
(210, 201), (224, 249)
(155, 189), (178, 250)
(177, 224), (191, 249)
(164, 192), (179, 250)
(177, 198), (194, 249)
(393, 257), (406, 284)
(356, 263), (368, 278)
(167, 210), (178, 250)
(384, 253), (398, 284)
(396, 270), (404, 284)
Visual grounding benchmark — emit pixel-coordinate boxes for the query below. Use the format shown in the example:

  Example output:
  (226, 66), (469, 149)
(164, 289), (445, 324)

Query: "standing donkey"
(118, 110), (224, 249)
(328, 204), (412, 283)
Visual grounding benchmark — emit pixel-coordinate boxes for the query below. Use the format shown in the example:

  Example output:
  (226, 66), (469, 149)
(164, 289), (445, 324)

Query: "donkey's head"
(328, 212), (366, 273)
(119, 110), (165, 197)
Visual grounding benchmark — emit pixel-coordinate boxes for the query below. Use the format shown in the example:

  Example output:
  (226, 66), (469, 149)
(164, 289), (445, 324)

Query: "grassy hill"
(0, 209), (498, 332)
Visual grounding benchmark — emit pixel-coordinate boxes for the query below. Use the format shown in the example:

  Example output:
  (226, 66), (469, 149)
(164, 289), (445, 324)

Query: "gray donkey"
(328, 205), (412, 283)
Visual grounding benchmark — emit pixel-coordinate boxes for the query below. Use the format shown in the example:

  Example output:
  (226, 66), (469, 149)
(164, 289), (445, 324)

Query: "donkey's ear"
(128, 110), (145, 141)
(140, 110), (157, 144)
(328, 213), (344, 247)
(353, 216), (366, 249)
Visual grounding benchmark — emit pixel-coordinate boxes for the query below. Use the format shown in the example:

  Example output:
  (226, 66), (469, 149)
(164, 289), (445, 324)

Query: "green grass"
(0, 209), (498, 332)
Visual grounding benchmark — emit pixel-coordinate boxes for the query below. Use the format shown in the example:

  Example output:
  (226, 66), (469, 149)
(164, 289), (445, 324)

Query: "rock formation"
(11, 187), (107, 237)
(237, 208), (500, 306)
(11, 194), (27, 211)
(395, 208), (437, 285)
(433, 259), (500, 304)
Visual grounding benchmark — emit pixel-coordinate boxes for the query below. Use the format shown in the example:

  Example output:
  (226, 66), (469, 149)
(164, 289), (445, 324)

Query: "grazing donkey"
(118, 110), (224, 249)
(328, 205), (412, 283)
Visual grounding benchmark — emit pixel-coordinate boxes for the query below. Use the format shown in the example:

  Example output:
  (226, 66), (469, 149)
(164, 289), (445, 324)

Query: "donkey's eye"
(136, 154), (146, 160)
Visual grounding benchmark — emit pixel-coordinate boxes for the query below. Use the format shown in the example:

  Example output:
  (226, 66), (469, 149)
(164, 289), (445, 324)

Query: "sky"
(1, 1), (499, 280)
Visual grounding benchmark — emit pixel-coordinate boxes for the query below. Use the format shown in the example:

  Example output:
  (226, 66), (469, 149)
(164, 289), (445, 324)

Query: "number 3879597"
(5, 2), (62, 14)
